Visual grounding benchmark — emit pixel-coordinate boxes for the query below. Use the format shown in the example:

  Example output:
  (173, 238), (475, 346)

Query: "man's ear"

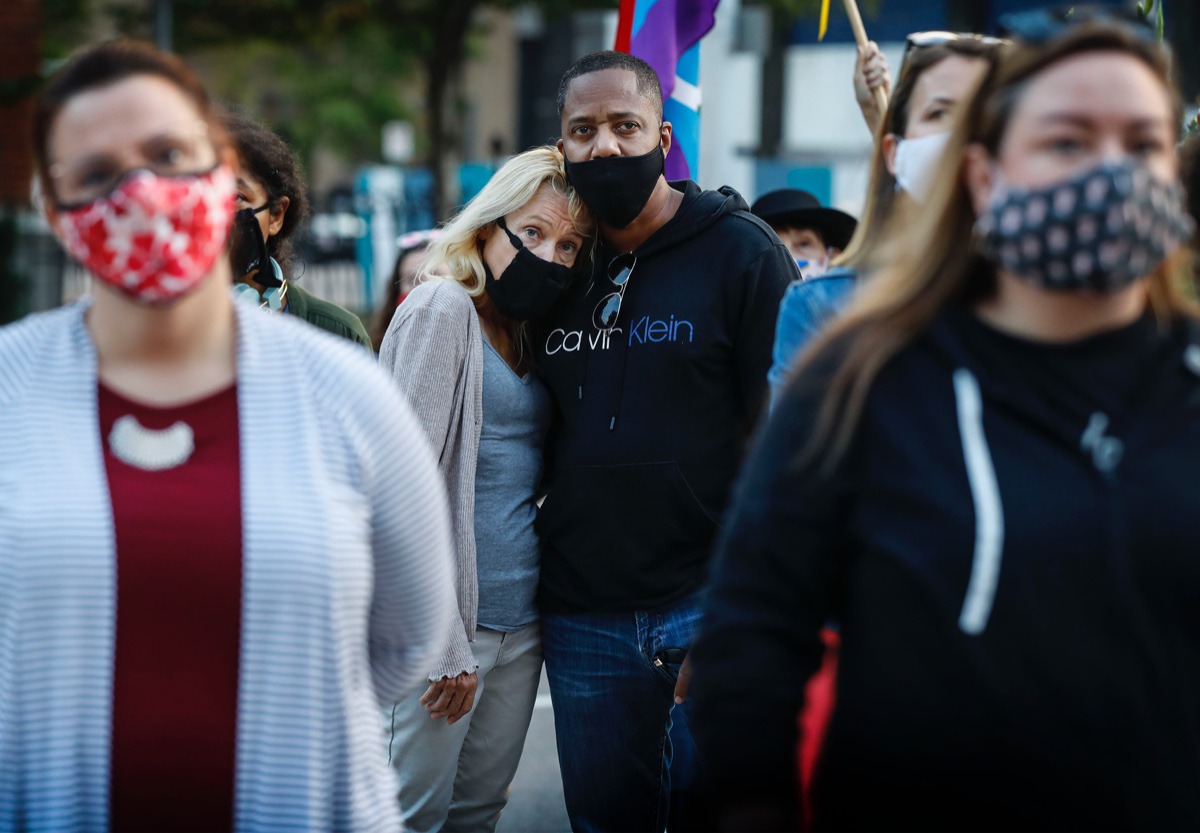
(962, 143), (996, 215)
(660, 121), (673, 159)
(882, 133), (900, 176)
(556, 137), (564, 154)
(268, 195), (290, 237)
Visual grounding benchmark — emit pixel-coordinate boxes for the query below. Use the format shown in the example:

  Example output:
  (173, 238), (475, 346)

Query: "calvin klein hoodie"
(534, 180), (795, 613)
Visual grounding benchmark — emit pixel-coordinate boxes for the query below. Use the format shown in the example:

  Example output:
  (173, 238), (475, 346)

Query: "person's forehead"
(399, 248), (428, 275)
(775, 223), (822, 238)
(236, 172), (267, 196)
(563, 68), (655, 120)
(1012, 51), (1170, 125)
(514, 185), (572, 223)
(911, 55), (986, 110)
(48, 74), (206, 165)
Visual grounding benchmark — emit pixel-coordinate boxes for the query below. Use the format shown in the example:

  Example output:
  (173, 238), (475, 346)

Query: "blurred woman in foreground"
(0, 40), (455, 831)
(693, 13), (1199, 831)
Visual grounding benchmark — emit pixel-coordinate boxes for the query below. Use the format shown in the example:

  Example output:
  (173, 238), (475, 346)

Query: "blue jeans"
(543, 597), (703, 833)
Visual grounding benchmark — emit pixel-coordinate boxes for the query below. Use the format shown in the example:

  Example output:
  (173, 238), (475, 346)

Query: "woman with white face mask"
(0, 40), (456, 832)
(693, 13), (1199, 830)
(767, 36), (1004, 406)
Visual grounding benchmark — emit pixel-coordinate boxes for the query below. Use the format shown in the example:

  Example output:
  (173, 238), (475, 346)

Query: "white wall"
(781, 41), (904, 215)
(697, 0), (759, 198)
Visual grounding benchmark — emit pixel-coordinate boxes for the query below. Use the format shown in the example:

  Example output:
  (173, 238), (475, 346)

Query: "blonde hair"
(420, 145), (594, 294)
(804, 23), (1195, 470)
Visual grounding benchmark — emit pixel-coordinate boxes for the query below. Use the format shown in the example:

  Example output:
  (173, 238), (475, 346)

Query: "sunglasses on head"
(902, 31), (1010, 66)
(998, 4), (1158, 44)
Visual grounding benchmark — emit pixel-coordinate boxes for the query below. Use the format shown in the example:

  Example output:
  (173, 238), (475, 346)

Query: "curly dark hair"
(223, 111), (310, 278)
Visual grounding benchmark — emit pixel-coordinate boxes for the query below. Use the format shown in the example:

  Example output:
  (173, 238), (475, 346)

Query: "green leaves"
(199, 26), (416, 165)
(1136, 0), (1166, 43)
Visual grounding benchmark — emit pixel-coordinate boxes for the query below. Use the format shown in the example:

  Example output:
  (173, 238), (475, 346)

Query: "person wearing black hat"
(753, 190), (858, 407)
(750, 188), (857, 280)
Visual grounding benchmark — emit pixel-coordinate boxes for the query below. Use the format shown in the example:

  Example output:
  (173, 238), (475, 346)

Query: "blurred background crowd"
(2, 0), (1196, 329)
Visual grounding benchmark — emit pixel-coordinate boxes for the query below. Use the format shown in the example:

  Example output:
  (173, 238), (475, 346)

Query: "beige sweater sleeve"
(379, 293), (479, 680)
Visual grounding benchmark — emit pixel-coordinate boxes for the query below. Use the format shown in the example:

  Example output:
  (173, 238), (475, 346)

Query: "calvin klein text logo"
(545, 327), (624, 354)
(627, 315), (693, 346)
(544, 316), (695, 355)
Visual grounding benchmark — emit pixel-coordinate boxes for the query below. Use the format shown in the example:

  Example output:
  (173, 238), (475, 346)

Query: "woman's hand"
(854, 41), (892, 134)
(420, 671), (479, 725)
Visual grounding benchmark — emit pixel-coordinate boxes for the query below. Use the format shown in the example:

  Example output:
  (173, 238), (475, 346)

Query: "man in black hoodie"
(533, 51), (793, 832)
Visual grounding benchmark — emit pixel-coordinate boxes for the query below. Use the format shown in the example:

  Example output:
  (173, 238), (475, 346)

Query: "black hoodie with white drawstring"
(689, 302), (1200, 830)
(533, 180), (794, 614)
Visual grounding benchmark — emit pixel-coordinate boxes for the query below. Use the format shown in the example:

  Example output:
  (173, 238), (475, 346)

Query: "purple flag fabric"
(629, 0), (720, 103)
(627, 0), (719, 180)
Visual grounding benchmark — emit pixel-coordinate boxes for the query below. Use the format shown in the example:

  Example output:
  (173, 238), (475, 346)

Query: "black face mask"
(564, 145), (664, 229)
(229, 204), (279, 286)
(484, 217), (575, 321)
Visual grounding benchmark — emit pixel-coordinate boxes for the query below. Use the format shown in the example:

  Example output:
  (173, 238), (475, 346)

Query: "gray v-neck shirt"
(474, 338), (551, 631)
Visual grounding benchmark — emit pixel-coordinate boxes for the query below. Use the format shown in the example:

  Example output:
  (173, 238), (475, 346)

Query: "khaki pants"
(387, 623), (542, 833)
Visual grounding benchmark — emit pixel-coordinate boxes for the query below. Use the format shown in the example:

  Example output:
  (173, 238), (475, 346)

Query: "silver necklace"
(108, 415), (195, 471)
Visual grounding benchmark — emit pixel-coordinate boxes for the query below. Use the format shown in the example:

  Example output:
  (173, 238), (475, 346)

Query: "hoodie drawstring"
(952, 368), (1006, 636)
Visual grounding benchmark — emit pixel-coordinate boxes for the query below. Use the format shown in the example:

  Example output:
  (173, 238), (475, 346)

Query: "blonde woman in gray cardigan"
(379, 146), (593, 833)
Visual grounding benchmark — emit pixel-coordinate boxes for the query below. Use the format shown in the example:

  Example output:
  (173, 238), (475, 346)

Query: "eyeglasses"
(998, 5), (1157, 44)
(900, 31), (1010, 72)
(593, 253), (635, 331)
(48, 126), (215, 209)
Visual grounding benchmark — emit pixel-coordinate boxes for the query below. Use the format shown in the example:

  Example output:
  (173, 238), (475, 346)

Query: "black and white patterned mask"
(976, 159), (1193, 293)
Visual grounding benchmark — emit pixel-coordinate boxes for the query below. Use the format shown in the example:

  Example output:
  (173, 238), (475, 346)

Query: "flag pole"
(842, 0), (889, 114)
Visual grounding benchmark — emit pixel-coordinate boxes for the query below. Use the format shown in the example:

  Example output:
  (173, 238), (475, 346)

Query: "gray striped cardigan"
(0, 300), (457, 832)
(379, 280), (484, 681)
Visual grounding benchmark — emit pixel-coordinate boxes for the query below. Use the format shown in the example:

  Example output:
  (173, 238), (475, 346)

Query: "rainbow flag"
(615, 0), (720, 181)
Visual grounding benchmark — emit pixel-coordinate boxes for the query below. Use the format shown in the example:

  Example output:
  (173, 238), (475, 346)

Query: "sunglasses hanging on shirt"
(593, 252), (636, 331)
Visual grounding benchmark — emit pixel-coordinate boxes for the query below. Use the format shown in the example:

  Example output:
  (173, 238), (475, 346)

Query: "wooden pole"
(843, 0), (889, 114)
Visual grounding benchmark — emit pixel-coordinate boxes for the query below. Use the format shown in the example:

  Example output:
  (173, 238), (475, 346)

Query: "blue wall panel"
(755, 161), (833, 206)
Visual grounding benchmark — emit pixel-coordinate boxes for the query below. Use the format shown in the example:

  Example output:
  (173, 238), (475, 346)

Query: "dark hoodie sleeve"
(689, 347), (857, 829)
(731, 243), (794, 432)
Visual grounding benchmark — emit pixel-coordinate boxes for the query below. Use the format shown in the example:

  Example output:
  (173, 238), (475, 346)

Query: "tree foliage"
(42, 0), (612, 214)
(41, 0), (875, 213)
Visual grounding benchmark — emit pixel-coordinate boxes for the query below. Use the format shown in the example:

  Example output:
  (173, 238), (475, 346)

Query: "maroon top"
(100, 382), (242, 832)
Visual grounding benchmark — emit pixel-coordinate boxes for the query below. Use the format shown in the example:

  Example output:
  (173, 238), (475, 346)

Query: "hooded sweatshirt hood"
(629, 180), (755, 258)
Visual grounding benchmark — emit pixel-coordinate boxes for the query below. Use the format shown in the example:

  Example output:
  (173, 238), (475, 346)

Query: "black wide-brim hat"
(750, 189), (859, 251)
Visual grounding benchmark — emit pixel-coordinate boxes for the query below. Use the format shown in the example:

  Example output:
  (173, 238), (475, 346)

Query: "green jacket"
(286, 283), (372, 351)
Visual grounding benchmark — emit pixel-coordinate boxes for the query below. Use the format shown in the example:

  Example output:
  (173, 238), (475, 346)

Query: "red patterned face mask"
(55, 166), (236, 305)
